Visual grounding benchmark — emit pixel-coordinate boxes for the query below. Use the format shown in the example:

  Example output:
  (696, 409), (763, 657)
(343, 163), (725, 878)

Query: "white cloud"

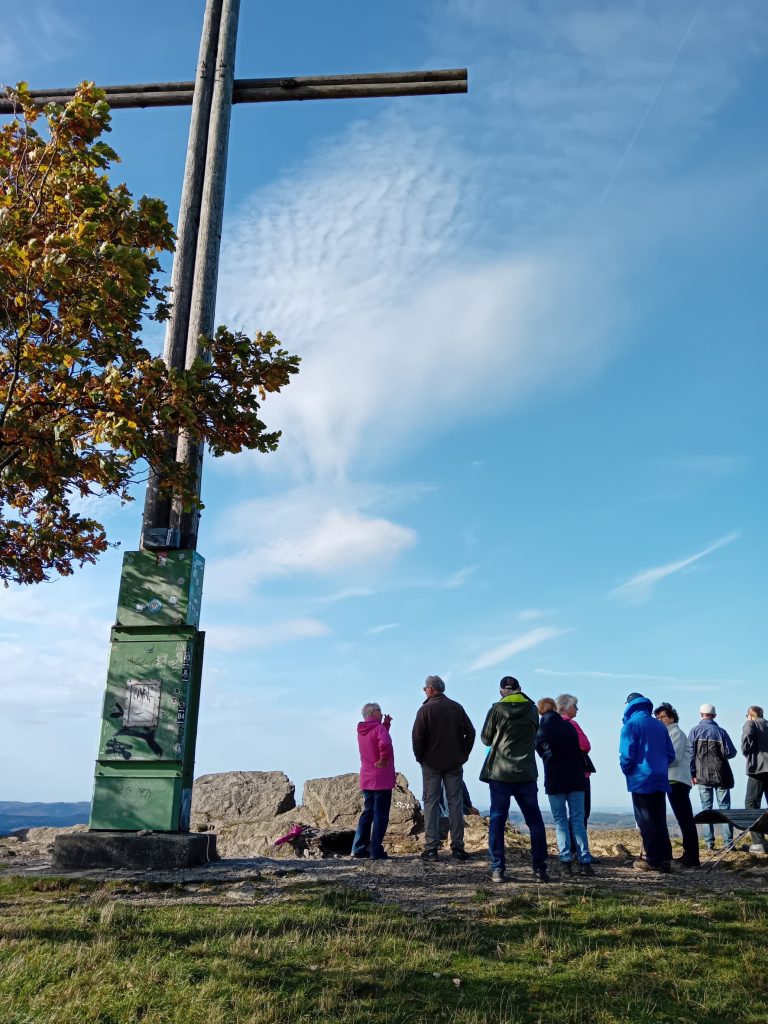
(467, 626), (568, 673)
(204, 619), (330, 653)
(609, 531), (740, 603)
(206, 486), (417, 601)
(314, 587), (376, 604)
(366, 623), (401, 635)
(444, 566), (477, 589)
(518, 608), (551, 622)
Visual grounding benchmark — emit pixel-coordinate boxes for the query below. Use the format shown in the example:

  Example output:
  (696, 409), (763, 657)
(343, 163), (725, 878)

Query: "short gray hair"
(556, 693), (578, 715)
(425, 675), (445, 693)
(361, 702), (381, 719)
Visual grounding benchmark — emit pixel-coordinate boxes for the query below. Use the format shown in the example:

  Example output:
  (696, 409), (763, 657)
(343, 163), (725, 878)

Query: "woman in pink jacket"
(352, 702), (396, 860)
(556, 694), (594, 828)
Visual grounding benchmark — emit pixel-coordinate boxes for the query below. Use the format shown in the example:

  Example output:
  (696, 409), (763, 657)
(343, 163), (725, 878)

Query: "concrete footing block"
(52, 830), (218, 870)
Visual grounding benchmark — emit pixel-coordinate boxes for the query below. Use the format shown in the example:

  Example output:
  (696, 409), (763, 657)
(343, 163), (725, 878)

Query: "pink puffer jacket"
(357, 719), (396, 791)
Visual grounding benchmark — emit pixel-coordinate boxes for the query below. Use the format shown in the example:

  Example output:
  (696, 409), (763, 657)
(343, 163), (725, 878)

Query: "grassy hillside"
(1, 875), (766, 1024)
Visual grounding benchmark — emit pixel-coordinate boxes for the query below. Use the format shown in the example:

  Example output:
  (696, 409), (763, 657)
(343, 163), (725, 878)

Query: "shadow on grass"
(3, 882), (768, 1024)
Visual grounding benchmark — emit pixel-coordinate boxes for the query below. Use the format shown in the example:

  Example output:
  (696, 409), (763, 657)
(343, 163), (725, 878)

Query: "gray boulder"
(302, 772), (422, 842)
(191, 771), (295, 831)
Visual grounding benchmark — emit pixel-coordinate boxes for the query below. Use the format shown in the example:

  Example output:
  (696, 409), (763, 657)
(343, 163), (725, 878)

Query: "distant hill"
(0, 801), (90, 835)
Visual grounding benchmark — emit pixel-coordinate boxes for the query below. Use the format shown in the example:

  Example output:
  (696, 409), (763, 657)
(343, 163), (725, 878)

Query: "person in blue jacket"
(619, 693), (675, 872)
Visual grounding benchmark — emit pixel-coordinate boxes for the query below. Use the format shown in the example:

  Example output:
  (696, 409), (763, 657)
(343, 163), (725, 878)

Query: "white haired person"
(556, 694), (594, 829)
(351, 702), (396, 860)
(688, 703), (737, 851)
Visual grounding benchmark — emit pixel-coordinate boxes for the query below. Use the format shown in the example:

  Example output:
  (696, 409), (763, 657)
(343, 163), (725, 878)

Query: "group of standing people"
(621, 695), (768, 871)
(352, 674), (599, 882)
(352, 675), (768, 880)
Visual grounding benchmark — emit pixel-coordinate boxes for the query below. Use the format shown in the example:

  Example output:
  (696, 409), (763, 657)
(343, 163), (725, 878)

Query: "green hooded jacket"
(479, 692), (539, 784)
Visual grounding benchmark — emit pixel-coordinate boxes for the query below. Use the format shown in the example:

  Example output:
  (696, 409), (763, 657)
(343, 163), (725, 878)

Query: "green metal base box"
(90, 765), (190, 832)
(116, 550), (204, 628)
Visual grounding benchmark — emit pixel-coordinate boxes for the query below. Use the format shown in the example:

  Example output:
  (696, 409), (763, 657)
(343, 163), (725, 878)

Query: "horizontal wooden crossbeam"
(0, 69), (468, 113)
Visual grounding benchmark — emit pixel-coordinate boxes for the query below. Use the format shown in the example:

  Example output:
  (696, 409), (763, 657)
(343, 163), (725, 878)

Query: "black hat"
(625, 692), (644, 704)
(500, 676), (521, 692)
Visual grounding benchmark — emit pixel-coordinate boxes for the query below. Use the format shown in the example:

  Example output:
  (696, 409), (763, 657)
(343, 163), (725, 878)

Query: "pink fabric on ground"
(357, 719), (396, 790)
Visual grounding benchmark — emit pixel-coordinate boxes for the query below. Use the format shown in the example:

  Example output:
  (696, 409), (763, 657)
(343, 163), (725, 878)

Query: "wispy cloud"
(518, 608), (552, 622)
(534, 668), (746, 687)
(366, 623), (401, 635)
(314, 587), (375, 605)
(205, 619), (330, 653)
(467, 626), (568, 673)
(536, 667), (745, 692)
(609, 531), (740, 603)
(1, 5), (83, 79)
(444, 566), (477, 589)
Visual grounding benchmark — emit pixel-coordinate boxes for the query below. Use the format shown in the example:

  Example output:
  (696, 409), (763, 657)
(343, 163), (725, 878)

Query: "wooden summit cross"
(4, 0), (467, 550)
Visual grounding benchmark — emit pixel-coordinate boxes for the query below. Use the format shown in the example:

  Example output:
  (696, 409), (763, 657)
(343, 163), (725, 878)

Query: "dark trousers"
(632, 791), (672, 867)
(352, 789), (392, 858)
(488, 780), (548, 872)
(667, 781), (700, 865)
(745, 773), (768, 847)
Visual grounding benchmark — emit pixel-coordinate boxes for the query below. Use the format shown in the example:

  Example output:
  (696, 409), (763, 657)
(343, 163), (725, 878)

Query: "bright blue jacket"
(619, 696), (675, 794)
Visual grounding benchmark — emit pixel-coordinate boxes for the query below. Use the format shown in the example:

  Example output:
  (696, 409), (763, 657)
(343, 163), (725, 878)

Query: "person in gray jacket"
(742, 705), (768, 854)
(688, 703), (737, 850)
(654, 702), (700, 867)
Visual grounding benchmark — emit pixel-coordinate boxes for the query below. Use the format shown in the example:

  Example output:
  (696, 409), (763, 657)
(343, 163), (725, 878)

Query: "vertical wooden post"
(140, 0), (224, 547)
(172, 0), (241, 549)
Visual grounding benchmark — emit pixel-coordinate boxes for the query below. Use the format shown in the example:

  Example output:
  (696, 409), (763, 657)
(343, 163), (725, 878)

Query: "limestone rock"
(191, 771), (295, 831)
(214, 807), (316, 859)
(302, 772), (422, 842)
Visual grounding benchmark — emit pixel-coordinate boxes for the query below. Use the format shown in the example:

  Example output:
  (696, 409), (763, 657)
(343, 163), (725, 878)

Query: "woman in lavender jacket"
(351, 702), (396, 861)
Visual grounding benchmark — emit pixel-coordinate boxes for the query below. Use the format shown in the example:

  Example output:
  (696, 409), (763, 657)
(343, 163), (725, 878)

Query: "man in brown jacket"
(412, 675), (476, 861)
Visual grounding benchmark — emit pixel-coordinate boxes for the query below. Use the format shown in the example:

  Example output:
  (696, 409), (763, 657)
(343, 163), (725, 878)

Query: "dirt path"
(3, 828), (766, 914)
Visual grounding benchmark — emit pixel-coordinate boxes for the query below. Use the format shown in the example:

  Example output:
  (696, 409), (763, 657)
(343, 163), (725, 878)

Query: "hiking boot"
(451, 849), (470, 862)
(491, 868), (506, 884)
(559, 860), (574, 877)
(370, 851), (390, 861)
(421, 849), (439, 862)
(674, 857), (700, 869)
(578, 862), (595, 877)
(532, 866), (550, 883)
(634, 859), (670, 873)
(351, 849), (370, 859)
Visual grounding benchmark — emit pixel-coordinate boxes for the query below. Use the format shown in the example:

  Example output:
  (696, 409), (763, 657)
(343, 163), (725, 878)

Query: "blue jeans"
(352, 789), (392, 858)
(548, 791), (591, 863)
(488, 780), (547, 872)
(697, 785), (733, 847)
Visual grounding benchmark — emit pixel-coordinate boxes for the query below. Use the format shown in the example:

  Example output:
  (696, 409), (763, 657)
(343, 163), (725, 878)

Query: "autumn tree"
(0, 83), (299, 586)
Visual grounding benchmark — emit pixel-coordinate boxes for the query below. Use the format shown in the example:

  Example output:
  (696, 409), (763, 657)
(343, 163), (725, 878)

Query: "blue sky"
(1, 0), (766, 809)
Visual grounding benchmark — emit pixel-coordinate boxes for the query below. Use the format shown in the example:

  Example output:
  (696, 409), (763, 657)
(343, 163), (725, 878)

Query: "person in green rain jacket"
(479, 676), (549, 883)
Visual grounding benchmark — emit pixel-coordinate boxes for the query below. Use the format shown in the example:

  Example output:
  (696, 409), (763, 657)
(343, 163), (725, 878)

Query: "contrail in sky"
(596, 0), (704, 210)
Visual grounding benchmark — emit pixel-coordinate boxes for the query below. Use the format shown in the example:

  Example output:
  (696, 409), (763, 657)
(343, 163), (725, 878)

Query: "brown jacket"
(412, 693), (475, 771)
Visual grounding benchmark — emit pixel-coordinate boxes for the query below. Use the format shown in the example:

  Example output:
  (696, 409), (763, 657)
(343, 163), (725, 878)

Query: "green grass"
(1, 876), (767, 1023)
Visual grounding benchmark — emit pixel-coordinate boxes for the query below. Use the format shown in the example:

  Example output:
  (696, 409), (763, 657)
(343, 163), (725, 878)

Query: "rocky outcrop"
(191, 771), (295, 832)
(303, 772), (422, 843)
(190, 770), (424, 858)
(213, 807), (316, 859)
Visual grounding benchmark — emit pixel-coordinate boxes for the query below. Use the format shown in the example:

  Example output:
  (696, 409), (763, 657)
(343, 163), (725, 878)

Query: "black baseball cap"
(500, 676), (521, 692)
